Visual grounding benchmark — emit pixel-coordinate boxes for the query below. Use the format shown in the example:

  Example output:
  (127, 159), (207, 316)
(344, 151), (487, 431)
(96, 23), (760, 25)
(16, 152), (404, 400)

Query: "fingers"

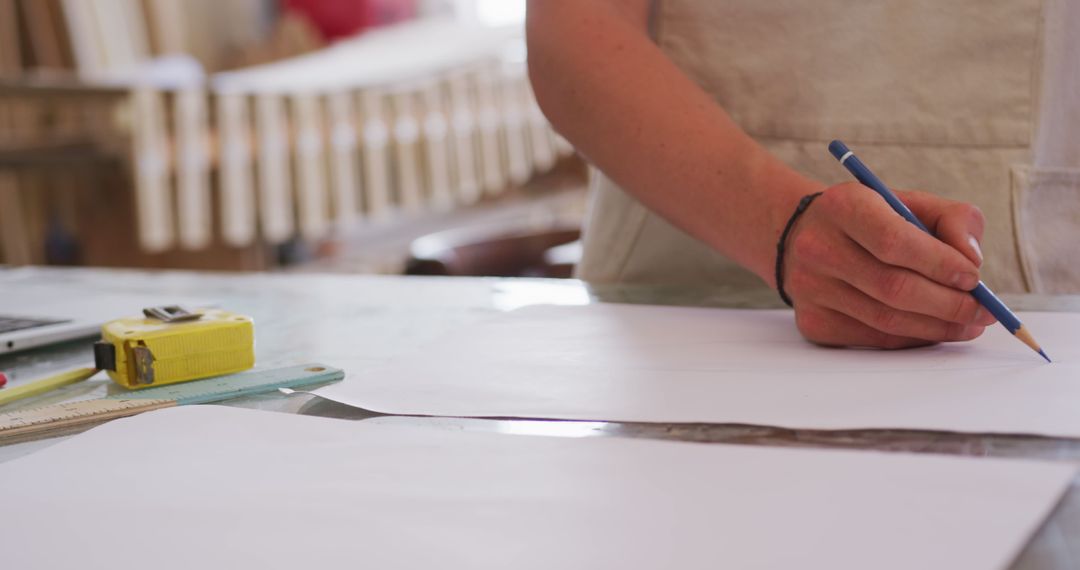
(794, 304), (931, 350)
(786, 220), (995, 327)
(806, 277), (986, 342)
(821, 238), (995, 326)
(818, 184), (980, 290)
(899, 190), (986, 267)
(783, 182), (995, 350)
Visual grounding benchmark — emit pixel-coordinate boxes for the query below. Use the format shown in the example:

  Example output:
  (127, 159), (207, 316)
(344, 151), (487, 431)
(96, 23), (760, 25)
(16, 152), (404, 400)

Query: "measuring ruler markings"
(0, 364), (343, 446)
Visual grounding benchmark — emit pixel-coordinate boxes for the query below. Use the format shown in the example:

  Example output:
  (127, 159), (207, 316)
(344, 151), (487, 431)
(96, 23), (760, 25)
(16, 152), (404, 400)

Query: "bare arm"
(528, 0), (994, 348)
(527, 0), (815, 280)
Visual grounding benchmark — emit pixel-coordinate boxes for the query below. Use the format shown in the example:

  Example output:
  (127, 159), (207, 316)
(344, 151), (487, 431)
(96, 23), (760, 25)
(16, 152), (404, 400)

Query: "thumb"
(899, 190), (986, 267)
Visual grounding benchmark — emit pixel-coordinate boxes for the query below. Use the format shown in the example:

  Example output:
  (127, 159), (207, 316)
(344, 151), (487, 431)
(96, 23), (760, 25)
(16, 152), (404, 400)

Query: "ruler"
(0, 363), (343, 446)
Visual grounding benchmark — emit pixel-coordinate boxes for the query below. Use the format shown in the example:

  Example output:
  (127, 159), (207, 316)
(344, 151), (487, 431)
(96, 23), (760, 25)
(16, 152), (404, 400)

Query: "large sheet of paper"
(316, 304), (1080, 436)
(0, 406), (1073, 570)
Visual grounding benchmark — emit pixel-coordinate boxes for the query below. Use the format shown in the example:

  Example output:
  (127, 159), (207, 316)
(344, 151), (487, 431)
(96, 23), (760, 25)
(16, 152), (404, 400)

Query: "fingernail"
(968, 235), (983, 265)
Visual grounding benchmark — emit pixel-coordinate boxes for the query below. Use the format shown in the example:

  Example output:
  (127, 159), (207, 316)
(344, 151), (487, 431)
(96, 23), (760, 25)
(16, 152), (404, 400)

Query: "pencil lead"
(1038, 349), (1051, 363)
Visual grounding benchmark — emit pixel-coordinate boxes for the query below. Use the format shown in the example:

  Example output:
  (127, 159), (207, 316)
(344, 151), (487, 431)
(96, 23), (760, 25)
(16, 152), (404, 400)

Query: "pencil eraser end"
(828, 140), (850, 161)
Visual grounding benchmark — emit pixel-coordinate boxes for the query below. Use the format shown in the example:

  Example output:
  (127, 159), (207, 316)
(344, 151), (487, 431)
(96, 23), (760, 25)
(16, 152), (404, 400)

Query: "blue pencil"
(828, 140), (1050, 362)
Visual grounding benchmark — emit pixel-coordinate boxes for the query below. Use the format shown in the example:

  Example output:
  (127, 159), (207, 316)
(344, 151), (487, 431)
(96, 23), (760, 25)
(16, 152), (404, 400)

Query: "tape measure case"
(94, 307), (254, 389)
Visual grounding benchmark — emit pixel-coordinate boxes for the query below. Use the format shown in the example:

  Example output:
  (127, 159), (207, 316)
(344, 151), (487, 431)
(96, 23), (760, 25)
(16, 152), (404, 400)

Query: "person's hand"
(781, 182), (997, 348)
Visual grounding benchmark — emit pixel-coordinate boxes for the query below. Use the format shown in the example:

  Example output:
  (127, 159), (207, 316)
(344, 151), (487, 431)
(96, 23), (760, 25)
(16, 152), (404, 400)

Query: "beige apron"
(578, 0), (1077, 294)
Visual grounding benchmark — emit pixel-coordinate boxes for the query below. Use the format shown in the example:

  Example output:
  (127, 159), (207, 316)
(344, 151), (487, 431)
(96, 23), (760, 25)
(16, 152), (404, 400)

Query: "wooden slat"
(215, 91), (257, 247)
(0, 77), (127, 98)
(473, 66), (505, 195)
(419, 80), (453, 210)
(253, 92), (295, 243)
(90, 0), (149, 69)
(0, 0), (23, 74)
(131, 86), (174, 251)
(24, 171), (48, 264)
(326, 90), (360, 227)
(142, 0), (187, 56)
(19, 0), (74, 69)
(357, 88), (393, 221)
(389, 88), (424, 213)
(446, 70), (481, 204)
(498, 68), (532, 186)
(0, 172), (32, 264)
(291, 92), (330, 240)
(0, 140), (115, 166)
(174, 88), (212, 249)
(46, 0), (76, 68)
(60, 0), (106, 73)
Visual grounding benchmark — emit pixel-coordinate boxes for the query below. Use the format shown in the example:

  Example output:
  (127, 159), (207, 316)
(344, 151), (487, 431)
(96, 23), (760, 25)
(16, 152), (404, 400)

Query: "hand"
(781, 182), (996, 348)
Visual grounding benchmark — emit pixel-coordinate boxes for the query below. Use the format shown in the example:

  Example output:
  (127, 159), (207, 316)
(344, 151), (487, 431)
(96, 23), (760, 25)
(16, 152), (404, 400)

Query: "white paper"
(316, 304), (1080, 436)
(0, 406), (1073, 570)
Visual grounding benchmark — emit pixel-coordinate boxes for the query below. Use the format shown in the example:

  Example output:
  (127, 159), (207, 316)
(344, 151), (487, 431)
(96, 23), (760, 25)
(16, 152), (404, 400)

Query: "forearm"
(527, 0), (822, 284)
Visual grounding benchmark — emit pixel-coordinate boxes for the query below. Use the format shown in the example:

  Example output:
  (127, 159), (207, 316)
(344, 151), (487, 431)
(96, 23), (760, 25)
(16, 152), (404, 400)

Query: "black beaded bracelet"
(775, 191), (824, 307)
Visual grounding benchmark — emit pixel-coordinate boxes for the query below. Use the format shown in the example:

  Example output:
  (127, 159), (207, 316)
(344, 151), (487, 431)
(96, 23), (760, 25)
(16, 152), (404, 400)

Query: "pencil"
(0, 367), (100, 407)
(828, 140), (1050, 362)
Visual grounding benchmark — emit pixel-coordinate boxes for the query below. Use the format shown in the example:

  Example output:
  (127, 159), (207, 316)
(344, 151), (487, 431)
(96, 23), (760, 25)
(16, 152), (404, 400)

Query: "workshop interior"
(0, 0), (585, 278)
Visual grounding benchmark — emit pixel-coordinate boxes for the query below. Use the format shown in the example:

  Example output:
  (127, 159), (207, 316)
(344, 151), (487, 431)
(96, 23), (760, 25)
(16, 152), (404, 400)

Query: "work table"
(1, 267), (1078, 569)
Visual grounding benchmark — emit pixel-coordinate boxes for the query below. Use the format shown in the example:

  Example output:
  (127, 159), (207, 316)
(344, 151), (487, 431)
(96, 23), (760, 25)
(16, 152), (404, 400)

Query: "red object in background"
(284, 0), (418, 41)
(0, 372), (7, 388)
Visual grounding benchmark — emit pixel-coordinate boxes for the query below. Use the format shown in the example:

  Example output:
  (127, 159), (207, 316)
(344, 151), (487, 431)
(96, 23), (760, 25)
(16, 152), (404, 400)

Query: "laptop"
(0, 287), (214, 355)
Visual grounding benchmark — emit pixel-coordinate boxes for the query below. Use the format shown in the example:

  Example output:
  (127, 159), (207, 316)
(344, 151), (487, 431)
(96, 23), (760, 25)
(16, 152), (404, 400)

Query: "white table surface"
(1, 266), (1078, 569)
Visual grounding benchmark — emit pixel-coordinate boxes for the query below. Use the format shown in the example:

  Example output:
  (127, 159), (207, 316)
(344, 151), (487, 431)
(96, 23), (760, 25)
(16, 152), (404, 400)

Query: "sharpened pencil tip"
(1013, 326), (1049, 363)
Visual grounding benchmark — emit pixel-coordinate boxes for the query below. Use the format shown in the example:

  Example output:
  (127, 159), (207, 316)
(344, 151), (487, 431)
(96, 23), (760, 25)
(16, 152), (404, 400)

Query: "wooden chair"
(2, 2), (574, 269)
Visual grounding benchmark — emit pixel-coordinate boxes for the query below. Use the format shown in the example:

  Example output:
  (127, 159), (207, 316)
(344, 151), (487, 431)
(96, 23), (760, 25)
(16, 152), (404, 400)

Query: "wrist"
(775, 191), (826, 304)
(747, 158), (826, 286)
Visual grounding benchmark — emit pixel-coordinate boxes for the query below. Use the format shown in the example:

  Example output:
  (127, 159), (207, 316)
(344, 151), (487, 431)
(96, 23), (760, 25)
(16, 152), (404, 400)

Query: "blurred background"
(0, 0), (587, 278)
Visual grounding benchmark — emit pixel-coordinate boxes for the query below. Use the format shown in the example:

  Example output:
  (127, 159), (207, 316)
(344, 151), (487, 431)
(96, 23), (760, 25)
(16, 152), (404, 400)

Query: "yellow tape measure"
(95, 306), (255, 389)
